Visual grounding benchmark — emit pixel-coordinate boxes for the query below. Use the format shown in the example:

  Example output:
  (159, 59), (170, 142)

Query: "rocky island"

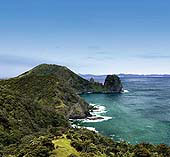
(0, 64), (170, 157)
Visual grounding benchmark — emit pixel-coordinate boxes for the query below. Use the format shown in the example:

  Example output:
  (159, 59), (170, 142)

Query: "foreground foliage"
(1, 127), (170, 157)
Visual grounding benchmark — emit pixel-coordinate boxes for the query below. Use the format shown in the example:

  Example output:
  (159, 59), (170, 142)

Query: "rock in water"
(104, 75), (123, 93)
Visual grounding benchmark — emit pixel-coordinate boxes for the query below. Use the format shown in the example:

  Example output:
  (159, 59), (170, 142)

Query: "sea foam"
(81, 103), (112, 123)
(71, 124), (98, 132)
(122, 89), (129, 93)
(82, 116), (112, 123)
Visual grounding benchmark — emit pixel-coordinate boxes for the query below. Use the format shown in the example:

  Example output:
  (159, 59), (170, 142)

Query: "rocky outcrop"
(68, 100), (91, 119)
(104, 75), (123, 93)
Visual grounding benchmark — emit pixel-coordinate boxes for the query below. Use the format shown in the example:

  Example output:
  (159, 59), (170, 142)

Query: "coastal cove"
(76, 77), (170, 145)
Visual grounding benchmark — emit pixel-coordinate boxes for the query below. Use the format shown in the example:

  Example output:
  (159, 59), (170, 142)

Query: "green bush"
(134, 147), (151, 157)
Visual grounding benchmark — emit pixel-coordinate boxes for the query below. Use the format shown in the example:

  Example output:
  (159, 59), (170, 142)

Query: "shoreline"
(78, 90), (123, 95)
(70, 103), (112, 133)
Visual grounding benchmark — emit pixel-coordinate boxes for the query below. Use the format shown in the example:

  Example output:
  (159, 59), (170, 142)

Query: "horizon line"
(79, 73), (170, 75)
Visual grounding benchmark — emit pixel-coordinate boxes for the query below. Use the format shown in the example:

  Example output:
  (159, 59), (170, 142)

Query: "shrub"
(134, 147), (151, 157)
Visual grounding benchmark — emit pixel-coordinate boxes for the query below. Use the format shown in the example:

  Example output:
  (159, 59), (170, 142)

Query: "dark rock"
(104, 75), (123, 93)
(87, 116), (104, 120)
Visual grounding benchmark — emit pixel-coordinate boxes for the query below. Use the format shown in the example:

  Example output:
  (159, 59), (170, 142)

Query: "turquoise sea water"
(80, 77), (170, 145)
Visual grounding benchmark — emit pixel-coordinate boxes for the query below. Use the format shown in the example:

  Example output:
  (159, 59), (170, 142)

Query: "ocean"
(78, 77), (170, 145)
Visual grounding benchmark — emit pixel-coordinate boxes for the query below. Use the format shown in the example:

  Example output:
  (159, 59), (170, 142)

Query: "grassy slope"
(52, 135), (80, 157)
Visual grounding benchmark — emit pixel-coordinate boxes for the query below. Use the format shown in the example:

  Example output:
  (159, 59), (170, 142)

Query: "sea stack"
(104, 75), (123, 93)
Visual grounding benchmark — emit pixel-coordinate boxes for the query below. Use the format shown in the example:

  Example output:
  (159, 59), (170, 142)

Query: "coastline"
(70, 103), (112, 133)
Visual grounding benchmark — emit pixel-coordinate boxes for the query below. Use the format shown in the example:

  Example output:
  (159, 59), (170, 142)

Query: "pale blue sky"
(0, 0), (170, 77)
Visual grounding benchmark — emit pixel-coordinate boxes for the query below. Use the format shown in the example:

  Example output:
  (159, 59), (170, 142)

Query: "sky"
(0, 0), (170, 77)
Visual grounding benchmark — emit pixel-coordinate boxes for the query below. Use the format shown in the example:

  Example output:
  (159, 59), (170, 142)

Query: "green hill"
(19, 64), (123, 94)
(0, 64), (169, 157)
(18, 64), (103, 94)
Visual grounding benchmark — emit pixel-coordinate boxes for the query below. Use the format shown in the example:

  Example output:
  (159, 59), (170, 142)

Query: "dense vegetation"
(2, 126), (170, 157)
(0, 74), (90, 119)
(19, 64), (122, 94)
(0, 64), (170, 156)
